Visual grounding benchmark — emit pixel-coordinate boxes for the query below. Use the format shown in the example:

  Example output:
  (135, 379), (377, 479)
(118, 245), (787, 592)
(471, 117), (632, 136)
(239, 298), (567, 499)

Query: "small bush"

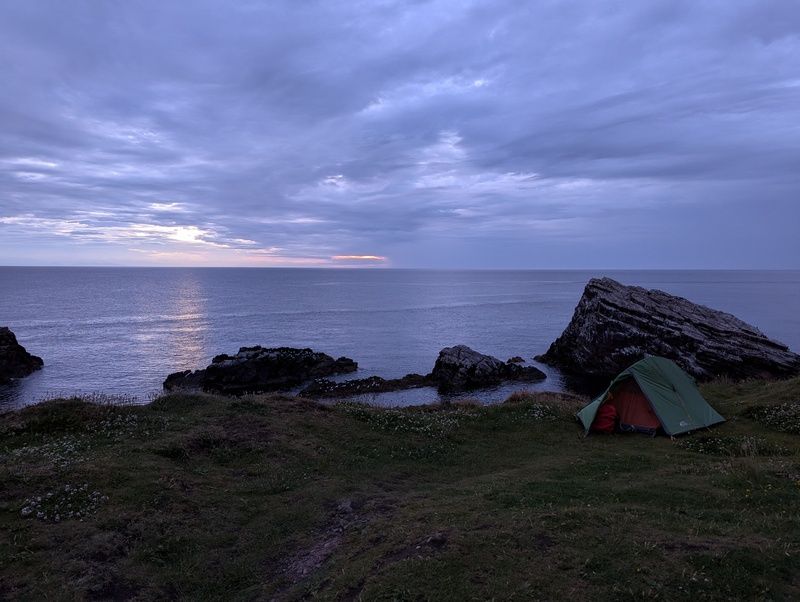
(9, 398), (107, 436)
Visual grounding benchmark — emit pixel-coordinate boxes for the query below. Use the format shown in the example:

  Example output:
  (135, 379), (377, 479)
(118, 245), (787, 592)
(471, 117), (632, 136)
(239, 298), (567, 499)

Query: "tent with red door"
(578, 355), (725, 436)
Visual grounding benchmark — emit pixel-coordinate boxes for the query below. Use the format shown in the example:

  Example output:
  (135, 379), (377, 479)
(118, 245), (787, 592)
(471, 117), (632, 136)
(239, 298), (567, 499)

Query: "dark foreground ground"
(1, 378), (799, 601)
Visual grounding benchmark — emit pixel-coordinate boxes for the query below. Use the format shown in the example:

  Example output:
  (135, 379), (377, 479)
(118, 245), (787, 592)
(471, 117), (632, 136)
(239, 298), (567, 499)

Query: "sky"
(1, 1), (799, 269)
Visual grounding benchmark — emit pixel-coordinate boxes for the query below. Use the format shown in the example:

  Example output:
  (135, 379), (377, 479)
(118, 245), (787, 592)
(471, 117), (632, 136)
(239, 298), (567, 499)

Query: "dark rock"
(0, 327), (43, 384)
(163, 346), (358, 394)
(536, 277), (800, 382)
(163, 369), (206, 392)
(431, 345), (546, 393)
(507, 356), (525, 364)
(300, 373), (433, 398)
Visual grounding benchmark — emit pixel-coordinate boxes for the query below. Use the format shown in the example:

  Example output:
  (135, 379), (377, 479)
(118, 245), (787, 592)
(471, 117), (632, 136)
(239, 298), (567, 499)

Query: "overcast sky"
(1, 1), (798, 268)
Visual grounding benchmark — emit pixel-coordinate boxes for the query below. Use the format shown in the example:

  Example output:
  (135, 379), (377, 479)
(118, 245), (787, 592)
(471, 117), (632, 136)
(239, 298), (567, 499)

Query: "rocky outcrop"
(166, 343), (548, 398)
(431, 345), (546, 393)
(0, 327), (43, 384)
(300, 374), (432, 398)
(163, 346), (357, 394)
(162, 369), (205, 392)
(536, 277), (800, 382)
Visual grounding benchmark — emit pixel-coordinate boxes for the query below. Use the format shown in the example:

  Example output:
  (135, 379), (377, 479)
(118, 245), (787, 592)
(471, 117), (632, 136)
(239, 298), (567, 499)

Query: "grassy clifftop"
(1, 379), (799, 600)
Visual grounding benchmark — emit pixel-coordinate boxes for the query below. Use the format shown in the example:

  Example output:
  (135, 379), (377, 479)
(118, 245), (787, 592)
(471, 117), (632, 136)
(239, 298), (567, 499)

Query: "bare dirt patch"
(276, 497), (376, 593)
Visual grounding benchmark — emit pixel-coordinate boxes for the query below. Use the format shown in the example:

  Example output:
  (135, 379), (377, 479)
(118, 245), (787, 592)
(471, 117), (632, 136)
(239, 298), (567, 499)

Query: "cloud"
(148, 202), (189, 212)
(332, 255), (386, 262)
(0, 0), (798, 267)
(0, 213), (331, 265)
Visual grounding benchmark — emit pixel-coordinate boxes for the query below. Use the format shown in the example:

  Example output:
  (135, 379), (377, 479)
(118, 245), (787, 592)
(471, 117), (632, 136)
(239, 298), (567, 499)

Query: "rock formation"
(536, 277), (800, 381)
(300, 374), (432, 398)
(166, 343), (548, 398)
(431, 345), (546, 393)
(162, 369), (205, 392)
(163, 346), (357, 394)
(0, 327), (43, 384)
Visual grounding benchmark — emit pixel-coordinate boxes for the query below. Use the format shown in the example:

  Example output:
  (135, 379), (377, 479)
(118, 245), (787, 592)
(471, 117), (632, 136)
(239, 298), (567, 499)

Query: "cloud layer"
(1, 0), (799, 267)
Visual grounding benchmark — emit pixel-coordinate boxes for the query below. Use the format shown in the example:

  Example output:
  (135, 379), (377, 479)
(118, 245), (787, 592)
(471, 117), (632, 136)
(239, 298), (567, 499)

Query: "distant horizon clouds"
(1, 1), (799, 268)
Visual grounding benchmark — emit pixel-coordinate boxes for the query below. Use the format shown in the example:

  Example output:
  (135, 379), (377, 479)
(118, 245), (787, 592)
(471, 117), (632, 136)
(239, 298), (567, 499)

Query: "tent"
(578, 355), (725, 436)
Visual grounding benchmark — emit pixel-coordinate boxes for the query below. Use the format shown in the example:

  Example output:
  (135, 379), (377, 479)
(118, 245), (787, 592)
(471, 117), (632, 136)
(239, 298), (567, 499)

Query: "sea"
(1, 268), (798, 411)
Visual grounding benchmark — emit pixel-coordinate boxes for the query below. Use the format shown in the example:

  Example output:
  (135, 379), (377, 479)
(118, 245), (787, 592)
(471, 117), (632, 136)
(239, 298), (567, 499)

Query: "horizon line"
(1, 265), (799, 271)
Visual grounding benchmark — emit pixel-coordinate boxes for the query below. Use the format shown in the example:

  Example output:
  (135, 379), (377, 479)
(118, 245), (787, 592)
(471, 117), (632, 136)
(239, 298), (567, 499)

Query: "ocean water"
(1, 268), (798, 410)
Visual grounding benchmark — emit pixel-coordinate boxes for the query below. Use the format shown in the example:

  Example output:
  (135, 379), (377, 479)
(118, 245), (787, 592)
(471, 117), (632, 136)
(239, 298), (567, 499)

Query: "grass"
(677, 435), (791, 457)
(745, 402), (800, 435)
(0, 379), (798, 600)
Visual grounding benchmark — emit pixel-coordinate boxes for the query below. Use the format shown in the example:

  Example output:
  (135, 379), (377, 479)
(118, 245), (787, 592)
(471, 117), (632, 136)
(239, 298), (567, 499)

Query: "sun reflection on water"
(164, 273), (209, 371)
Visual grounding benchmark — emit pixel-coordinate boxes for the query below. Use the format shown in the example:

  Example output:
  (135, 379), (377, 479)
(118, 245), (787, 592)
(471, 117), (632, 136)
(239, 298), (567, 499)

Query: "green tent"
(578, 355), (725, 436)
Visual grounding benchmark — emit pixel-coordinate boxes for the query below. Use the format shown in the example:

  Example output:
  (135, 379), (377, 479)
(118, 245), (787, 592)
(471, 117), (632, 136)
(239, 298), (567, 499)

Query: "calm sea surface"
(1, 268), (798, 410)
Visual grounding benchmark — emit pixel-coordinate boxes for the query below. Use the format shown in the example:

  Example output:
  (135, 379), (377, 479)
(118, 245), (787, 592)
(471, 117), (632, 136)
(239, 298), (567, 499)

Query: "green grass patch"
(679, 434), (792, 457)
(1, 380), (799, 599)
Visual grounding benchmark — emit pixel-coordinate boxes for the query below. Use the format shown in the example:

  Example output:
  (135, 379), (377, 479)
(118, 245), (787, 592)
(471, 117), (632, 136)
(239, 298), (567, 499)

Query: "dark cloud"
(0, 0), (798, 267)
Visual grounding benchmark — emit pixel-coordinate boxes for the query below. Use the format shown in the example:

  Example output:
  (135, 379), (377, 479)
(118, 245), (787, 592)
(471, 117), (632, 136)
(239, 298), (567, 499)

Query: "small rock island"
(164, 346), (358, 395)
(430, 345), (546, 393)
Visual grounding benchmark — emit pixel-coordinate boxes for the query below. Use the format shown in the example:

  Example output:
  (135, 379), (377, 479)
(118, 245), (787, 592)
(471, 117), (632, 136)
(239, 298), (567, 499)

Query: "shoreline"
(3, 269), (800, 409)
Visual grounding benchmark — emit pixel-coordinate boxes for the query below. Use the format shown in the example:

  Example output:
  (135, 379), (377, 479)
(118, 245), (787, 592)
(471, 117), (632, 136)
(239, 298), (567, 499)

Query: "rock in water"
(431, 345), (546, 393)
(0, 327), (43, 383)
(300, 373), (433, 398)
(162, 369), (205, 392)
(536, 277), (800, 381)
(163, 346), (357, 394)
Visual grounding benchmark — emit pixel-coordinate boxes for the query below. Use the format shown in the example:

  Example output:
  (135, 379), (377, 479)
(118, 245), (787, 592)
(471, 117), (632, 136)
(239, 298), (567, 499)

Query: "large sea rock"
(164, 346), (357, 394)
(431, 345), (546, 393)
(536, 277), (800, 381)
(0, 327), (43, 384)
